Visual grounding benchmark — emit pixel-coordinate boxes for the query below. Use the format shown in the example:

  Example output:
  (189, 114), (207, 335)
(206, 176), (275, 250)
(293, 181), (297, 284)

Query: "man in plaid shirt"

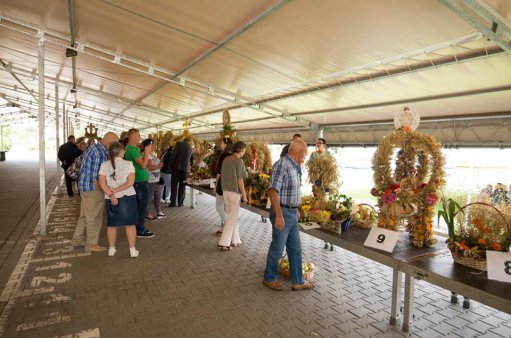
(263, 140), (315, 291)
(72, 132), (119, 252)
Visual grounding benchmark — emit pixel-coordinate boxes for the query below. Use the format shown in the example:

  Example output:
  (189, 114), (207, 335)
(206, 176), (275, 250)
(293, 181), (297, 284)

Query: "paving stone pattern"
(0, 186), (510, 338)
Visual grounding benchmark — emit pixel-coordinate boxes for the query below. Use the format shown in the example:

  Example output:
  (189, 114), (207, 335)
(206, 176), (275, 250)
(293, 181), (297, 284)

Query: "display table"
(187, 184), (511, 332)
(302, 227), (445, 327)
(399, 249), (511, 331)
(189, 184), (269, 220)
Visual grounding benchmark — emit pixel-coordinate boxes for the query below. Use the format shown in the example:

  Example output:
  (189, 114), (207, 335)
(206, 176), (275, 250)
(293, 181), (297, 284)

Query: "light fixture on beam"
(65, 48), (78, 57)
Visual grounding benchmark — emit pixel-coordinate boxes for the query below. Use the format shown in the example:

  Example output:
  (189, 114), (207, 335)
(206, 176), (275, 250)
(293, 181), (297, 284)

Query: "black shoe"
(168, 203), (176, 207)
(178, 204), (184, 207)
(137, 230), (155, 238)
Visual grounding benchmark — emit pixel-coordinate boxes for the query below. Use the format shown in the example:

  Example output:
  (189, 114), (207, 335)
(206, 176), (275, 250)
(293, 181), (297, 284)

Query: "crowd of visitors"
(60, 132), (315, 290)
(480, 183), (511, 206)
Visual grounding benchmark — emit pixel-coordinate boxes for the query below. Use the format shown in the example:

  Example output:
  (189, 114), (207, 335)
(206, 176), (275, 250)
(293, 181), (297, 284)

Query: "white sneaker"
(130, 248), (139, 258)
(108, 247), (116, 256)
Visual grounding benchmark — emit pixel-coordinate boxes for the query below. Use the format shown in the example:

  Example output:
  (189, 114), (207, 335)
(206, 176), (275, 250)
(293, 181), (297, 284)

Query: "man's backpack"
(66, 154), (84, 180)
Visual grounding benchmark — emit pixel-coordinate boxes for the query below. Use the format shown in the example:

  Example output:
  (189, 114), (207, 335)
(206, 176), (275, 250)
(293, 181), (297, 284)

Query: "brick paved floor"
(0, 185), (510, 338)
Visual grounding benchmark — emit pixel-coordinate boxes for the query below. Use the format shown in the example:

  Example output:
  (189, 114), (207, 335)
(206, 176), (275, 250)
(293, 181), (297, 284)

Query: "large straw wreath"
(372, 130), (446, 247)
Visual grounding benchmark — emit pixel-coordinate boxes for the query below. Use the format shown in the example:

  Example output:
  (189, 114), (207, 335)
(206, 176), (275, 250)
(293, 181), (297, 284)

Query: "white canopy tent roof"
(0, 0), (510, 146)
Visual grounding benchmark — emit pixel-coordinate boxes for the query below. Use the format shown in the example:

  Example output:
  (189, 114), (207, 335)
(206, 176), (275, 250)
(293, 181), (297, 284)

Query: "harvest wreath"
(372, 129), (446, 247)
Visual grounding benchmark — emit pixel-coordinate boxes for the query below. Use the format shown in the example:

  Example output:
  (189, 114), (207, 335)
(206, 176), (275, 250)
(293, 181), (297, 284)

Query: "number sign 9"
(364, 228), (399, 253)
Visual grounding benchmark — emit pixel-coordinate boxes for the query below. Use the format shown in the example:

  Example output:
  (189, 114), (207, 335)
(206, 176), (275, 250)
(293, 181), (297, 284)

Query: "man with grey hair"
(72, 132), (119, 252)
(263, 140), (315, 291)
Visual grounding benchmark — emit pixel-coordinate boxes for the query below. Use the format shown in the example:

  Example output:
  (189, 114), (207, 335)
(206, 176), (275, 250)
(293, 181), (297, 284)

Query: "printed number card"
(487, 251), (511, 283)
(364, 227), (400, 253)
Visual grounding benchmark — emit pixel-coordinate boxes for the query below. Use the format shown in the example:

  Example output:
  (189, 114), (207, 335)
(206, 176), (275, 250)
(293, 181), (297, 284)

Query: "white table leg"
(390, 268), (402, 325)
(402, 273), (415, 332)
(190, 187), (195, 209)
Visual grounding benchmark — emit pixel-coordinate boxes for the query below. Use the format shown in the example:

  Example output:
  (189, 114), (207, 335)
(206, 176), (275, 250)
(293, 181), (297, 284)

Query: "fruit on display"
(279, 258), (314, 274)
(354, 205), (377, 221)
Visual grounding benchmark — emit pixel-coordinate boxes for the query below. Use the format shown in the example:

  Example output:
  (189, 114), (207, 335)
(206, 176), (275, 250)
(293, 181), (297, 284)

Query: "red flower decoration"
(391, 184), (400, 190)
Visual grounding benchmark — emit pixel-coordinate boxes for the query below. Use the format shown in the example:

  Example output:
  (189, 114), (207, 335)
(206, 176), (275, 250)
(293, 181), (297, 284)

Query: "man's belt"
(280, 204), (299, 209)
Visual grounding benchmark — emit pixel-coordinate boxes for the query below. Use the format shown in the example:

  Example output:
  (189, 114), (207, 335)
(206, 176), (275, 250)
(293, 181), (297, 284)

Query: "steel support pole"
(38, 33), (47, 236)
(62, 104), (66, 141)
(55, 82), (61, 196)
(1, 125), (4, 151)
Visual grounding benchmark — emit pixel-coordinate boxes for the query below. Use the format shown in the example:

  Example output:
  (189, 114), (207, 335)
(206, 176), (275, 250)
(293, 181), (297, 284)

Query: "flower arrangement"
(326, 194), (353, 221)
(372, 129), (446, 247)
(352, 204), (377, 228)
(246, 171), (271, 206)
(299, 194), (354, 234)
(443, 200), (511, 270)
(242, 143), (272, 174)
(299, 196), (318, 222)
(306, 154), (339, 209)
(190, 138), (214, 180)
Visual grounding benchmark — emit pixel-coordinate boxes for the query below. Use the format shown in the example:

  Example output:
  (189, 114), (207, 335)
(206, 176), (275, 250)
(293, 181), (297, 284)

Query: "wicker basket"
(450, 250), (487, 271)
(352, 204), (377, 229)
(448, 202), (511, 271)
(279, 252), (314, 281)
(321, 219), (343, 234)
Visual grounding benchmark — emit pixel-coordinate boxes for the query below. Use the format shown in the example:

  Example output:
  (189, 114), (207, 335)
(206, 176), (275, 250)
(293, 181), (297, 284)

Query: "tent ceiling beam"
(0, 15), (315, 131)
(0, 44), (214, 129)
(0, 63), (181, 121)
(294, 84), (511, 117)
(67, 0), (78, 91)
(439, 0), (511, 53)
(0, 91), (128, 132)
(107, 0), (289, 122)
(0, 80), (150, 128)
(169, 33), (501, 131)
(252, 34), (502, 107)
(320, 111), (511, 129)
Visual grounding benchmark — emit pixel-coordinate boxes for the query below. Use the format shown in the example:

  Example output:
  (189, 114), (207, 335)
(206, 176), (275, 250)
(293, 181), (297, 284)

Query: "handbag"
(158, 176), (165, 185)
(216, 177), (223, 196)
(66, 154), (83, 180)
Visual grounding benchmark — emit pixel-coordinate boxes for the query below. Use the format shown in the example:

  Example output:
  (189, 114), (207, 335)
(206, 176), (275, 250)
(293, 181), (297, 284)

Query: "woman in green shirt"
(218, 141), (248, 251)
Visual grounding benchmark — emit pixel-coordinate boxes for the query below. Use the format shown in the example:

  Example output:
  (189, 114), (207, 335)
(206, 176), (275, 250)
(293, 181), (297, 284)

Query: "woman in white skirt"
(217, 141), (248, 251)
(98, 141), (139, 258)
(214, 137), (233, 236)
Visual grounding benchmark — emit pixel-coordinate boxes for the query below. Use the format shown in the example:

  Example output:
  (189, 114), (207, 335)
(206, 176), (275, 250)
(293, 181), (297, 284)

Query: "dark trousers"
(63, 166), (74, 196)
(134, 181), (149, 234)
(170, 170), (187, 206)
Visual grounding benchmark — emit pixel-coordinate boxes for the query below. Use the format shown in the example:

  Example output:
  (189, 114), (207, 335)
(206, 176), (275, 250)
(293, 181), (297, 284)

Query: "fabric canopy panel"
(0, 0), (510, 145)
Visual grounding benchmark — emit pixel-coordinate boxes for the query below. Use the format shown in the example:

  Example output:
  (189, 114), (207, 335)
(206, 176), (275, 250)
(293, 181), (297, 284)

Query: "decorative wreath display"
(372, 129), (446, 247)
(306, 154), (339, 209)
(209, 110), (238, 176)
(242, 143), (272, 173)
(190, 138), (214, 180)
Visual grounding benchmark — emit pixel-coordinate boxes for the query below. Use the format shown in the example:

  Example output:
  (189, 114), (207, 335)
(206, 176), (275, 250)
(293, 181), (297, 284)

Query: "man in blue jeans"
(124, 128), (154, 238)
(263, 140), (315, 291)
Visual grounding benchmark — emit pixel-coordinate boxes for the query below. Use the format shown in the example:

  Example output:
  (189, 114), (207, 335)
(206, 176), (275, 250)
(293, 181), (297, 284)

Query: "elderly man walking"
(263, 140), (315, 291)
(72, 132), (119, 252)
(58, 135), (80, 196)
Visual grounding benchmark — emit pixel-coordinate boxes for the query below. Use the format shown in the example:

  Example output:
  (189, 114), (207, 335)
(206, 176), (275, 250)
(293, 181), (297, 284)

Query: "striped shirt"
(78, 142), (108, 192)
(269, 154), (302, 207)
